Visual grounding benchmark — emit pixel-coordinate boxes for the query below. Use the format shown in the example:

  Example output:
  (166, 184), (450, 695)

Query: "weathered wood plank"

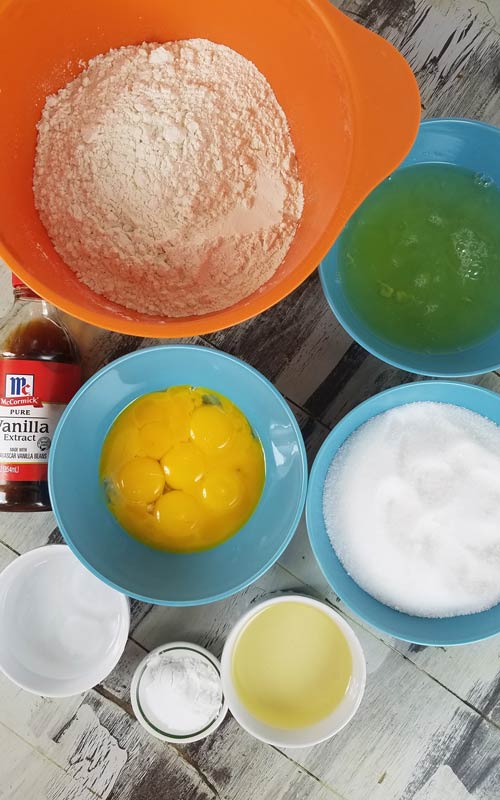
(0, 721), (98, 800)
(342, 0), (500, 124)
(305, 354), (500, 430)
(205, 272), (353, 406)
(0, 669), (344, 800)
(0, 675), (217, 800)
(0, 539), (16, 570)
(184, 715), (345, 800)
(279, 647), (500, 800)
(1, 1), (500, 798)
(124, 560), (500, 800)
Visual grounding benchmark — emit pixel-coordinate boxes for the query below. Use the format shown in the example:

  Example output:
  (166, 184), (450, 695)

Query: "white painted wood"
(0, 675), (218, 800)
(0, 0), (500, 798)
(0, 670), (343, 800)
(0, 722), (98, 800)
(126, 561), (500, 799)
(0, 540), (16, 571)
(0, 510), (58, 555)
(413, 766), (473, 800)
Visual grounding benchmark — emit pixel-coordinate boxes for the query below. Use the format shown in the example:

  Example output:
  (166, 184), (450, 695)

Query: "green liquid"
(339, 163), (500, 353)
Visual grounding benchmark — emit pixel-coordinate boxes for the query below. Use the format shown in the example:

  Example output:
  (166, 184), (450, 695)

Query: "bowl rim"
(0, 544), (130, 696)
(49, 344), (308, 606)
(0, 0), (420, 339)
(306, 380), (500, 646)
(220, 594), (366, 747)
(319, 116), (500, 378)
(130, 641), (228, 743)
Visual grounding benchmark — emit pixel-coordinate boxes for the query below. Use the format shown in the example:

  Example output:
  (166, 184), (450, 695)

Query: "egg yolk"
(117, 458), (164, 504)
(139, 421), (172, 460)
(161, 392), (199, 441)
(101, 385), (265, 553)
(133, 396), (165, 427)
(101, 427), (141, 472)
(161, 443), (205, 491)
(154, 491), (204, 538)
(201, 469), (244, 512)
(190, 405), (234, 453)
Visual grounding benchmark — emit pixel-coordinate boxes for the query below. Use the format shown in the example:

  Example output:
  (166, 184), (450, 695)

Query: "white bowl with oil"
(221, 594), (366, 747)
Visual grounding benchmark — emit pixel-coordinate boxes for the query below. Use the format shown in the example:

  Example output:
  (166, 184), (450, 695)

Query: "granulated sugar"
(33, 39), (303, 317)
(323, 402), (500, 618)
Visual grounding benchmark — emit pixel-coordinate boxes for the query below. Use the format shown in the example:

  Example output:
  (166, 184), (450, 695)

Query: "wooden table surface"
(1, 1), (500, 798)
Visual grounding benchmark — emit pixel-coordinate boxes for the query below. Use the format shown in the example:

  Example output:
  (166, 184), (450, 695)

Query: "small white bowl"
(221, 595), (366, 747)
(131, 642), (228, 744)
(0, 545), (130, 697)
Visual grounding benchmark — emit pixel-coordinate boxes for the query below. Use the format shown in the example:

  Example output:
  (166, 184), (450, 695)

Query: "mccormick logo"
(5, 374), (34, 398)
(0, 373), (42, 408)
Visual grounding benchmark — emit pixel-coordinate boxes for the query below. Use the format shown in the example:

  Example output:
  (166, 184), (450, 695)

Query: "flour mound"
(33, 39), (304, 317)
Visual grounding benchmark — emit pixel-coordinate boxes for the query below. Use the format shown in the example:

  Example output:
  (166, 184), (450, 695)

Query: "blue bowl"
(49, 346), (307, 606)
(306, 380), (500, 645)
(320, 118), (500, 377)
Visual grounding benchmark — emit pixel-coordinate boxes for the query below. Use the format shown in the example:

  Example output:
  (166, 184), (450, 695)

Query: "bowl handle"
(320, 2), (421, 226)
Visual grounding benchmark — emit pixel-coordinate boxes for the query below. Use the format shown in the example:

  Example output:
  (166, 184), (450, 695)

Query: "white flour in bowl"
(33, 39), (304, 317)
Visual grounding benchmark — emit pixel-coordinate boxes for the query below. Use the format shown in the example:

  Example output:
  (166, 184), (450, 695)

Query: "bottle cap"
(11, 272), (26, 288)
(11, 273), (38, 296)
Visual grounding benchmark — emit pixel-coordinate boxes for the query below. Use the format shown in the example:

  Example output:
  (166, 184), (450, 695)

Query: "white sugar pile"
(323, 402), (500, 618)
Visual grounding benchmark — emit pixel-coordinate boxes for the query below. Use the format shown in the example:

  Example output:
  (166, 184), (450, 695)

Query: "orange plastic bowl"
(0, 0), (420, 337)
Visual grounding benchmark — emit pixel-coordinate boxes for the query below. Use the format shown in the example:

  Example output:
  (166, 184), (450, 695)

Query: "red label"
(0, 359), (80, 482)
(0, 463), (47, 481)
(0, 395), (43, 408)
(0, 360), (80, 406)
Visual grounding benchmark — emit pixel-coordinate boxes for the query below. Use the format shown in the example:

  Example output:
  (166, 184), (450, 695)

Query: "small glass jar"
(0, 274), (81, 510)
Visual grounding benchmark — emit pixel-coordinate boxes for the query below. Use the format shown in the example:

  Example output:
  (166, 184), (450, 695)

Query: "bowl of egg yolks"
(49, 345), (307, 605)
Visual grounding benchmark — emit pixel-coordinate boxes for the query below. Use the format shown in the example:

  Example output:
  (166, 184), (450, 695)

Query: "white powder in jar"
(323, 401), (500, 618)
(138, 649), (223, 734)
(33, 39), (304, 317)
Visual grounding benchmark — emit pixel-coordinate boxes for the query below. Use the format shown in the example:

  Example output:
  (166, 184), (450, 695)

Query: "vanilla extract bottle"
(0, 274), (81, 510)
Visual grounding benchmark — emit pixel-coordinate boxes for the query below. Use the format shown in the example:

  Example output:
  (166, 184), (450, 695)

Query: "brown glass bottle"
(0, 275), (81, 510)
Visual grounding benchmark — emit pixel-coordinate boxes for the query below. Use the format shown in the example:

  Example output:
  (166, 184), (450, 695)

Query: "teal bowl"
(49, 346), (307, 606)
(320, 118), (500, 377)
(306, 381), (500, 645)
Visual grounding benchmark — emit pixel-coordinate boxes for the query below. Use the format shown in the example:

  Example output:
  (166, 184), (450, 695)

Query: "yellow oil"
(231, 601), (352, 728)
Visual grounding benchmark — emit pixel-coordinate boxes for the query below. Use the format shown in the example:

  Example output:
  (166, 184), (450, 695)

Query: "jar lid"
(11, 273), (40, 296)
(11, 272), (26, 288)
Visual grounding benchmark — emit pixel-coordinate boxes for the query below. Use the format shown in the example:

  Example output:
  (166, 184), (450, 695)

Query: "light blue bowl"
(320, 118), (500, 377)
(306, 380), (500, 645)
(49, 346), (307, 606)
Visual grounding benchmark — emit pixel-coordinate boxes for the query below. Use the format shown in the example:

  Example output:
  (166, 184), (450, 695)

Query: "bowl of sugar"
(306, 381), (500, 646)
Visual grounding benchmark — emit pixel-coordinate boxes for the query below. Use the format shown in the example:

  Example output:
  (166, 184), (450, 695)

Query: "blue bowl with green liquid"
(320, 118), (500, 376)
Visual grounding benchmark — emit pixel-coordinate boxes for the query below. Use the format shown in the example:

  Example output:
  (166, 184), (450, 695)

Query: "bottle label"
(0, 359), (80, 481)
